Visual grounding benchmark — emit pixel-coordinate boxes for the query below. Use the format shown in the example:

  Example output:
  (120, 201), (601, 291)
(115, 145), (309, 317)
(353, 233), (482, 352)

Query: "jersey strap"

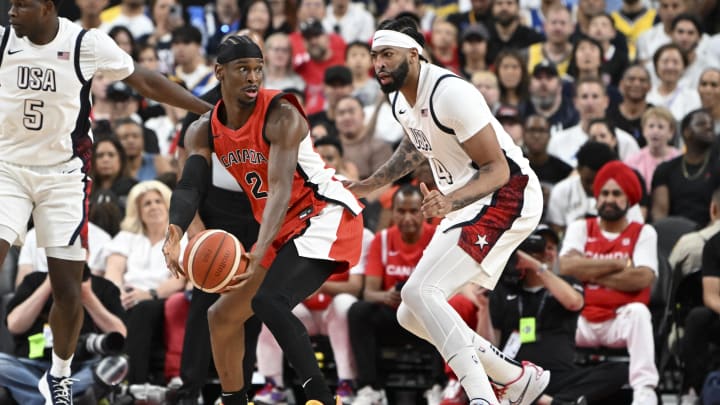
(73, 29), (88, 85)
(0, 27), (11, 67)
(429, 73), (463, 135)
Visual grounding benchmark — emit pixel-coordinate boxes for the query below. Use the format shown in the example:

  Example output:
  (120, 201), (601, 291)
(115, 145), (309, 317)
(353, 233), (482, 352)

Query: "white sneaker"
(492, 361), (550, 405)
(38, 371), (78, 405)
(351, 386), (387, 405)
(424, 384), (443, 405)
(631, 386), (657, 405)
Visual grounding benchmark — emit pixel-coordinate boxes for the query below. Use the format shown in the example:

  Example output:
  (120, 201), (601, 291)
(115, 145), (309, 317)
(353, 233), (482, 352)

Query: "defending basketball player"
(162, 35), (363, 405)
(346, 17), (549, 405)
(1, 1), (210, 404)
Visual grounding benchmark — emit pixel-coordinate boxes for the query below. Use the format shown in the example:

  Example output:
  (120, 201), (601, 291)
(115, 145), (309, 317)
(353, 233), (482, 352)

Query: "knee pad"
(46, 245), (87, 261)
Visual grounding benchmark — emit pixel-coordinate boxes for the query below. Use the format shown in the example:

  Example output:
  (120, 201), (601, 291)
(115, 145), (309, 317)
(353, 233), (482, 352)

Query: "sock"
(50, 351), (73, 378)
(302, 375), (334, 405)
(472, 333), (522, 384)
(220, 388), (248, 405)
(446, 346), (498, 402)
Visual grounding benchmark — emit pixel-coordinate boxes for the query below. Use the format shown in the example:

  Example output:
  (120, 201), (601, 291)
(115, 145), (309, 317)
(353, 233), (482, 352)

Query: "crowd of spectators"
(2, 0), (720, 403)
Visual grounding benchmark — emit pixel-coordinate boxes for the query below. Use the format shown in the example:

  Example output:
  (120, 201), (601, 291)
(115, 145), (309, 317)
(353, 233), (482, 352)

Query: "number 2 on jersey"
(23, 99), (44, 130)
(245, 172), (268, 199)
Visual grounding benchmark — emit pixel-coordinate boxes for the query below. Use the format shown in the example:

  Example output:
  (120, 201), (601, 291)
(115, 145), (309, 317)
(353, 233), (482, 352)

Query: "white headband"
(372, 30), (424, 56)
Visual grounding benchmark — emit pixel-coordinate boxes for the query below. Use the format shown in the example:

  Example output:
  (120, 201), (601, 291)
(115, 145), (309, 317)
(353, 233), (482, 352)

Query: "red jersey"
(582, 219), (650, 322)
(365, 223), (437, 292)
(289, 32), (347, 115)
(210, 89), (362, 268)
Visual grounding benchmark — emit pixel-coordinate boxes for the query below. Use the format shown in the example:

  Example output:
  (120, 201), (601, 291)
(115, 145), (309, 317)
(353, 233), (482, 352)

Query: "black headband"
(217, 36), (263, 64)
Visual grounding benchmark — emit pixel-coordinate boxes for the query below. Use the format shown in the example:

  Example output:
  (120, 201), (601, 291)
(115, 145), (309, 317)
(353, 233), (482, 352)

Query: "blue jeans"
(0, 353), (95, 405)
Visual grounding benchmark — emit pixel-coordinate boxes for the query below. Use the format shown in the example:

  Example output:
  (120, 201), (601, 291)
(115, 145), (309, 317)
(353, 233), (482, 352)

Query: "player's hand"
(419, 182), (452, 218)
(221, 252), (256, 292)
(163, 224), (185, 278)
(384, 290), (402, 306)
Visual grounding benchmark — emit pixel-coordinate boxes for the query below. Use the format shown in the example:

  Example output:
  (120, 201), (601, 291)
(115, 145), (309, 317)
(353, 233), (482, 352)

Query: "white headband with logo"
(372, 30), (424, 56)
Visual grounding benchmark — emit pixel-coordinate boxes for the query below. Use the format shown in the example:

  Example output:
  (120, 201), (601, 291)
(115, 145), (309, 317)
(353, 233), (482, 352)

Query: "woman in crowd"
(624, 107), (681, 192)
(263, 33), (306, 91)
(104, 181), (187, 384)
(90, 137), (138, 216)
(494, 50), (529, 113)
(241, 0), (275, 39)
(646, 43), (702, 122)
(108, 25), (137, 60)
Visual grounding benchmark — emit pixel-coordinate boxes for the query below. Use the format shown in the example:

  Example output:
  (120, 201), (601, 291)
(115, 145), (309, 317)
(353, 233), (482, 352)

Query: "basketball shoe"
(439, 379), (469, 405)
(38, 371), (77, 405)
(253, 379), (288, 405)
(491, 361), (550, 405)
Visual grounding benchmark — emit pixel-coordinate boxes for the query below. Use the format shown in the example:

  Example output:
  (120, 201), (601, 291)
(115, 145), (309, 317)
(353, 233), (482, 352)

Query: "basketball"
(183, 230), (247, 293)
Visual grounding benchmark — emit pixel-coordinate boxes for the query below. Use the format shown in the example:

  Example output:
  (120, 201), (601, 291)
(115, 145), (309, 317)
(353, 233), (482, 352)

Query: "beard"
(496, 14), (517, 27)
(377, 59), (410, 94)
(598, 202), (629, 221)
(531, 93), (556, 110)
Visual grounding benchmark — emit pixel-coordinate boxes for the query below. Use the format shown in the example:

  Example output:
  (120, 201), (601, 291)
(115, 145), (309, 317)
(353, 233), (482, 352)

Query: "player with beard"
(558, 161), (660, 405)
(348, 17), (549, 405)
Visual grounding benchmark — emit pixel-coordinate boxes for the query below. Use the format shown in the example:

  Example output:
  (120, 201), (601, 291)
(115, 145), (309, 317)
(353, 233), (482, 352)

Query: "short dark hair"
(653, 43), (688, 73)
(345, 40), (371, 60)
(574, 75), (607, 97)
(587, 118), (617, 139)
(680, 108), (710, 135)
(171, 25), (203, 45)
(576, 141), (617, 171)
(671, 13), (703, 34)
(392, 184), (422, 208)
(376, 16), (426, 49)
(314, 136), (344, 156)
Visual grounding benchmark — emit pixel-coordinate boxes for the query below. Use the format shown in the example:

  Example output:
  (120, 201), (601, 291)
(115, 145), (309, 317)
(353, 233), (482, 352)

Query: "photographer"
(0, 266), (126, 405)
(490, 226), (627, 405)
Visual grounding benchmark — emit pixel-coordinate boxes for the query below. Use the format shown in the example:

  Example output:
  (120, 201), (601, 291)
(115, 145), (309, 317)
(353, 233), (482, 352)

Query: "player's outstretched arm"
(164, 114), (213, 277)
(246, 100), (307, 266)
(349, 135), (425, 197)
(124, 63), (213, 115)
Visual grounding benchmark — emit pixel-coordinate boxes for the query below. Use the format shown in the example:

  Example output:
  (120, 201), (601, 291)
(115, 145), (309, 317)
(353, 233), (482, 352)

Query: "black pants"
(125, 298), (166, 384)
(176, 289), (261, 399)
(683, 306), (720, 393)
(546, 362), (628, 404)
(348, 300), (432, 388)
(250, 242), (338, 403)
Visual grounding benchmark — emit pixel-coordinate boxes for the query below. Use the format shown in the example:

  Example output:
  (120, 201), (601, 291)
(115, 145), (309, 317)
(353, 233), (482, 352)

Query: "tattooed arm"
(348, 135), (425, 197)
(420, 123), (510, 218)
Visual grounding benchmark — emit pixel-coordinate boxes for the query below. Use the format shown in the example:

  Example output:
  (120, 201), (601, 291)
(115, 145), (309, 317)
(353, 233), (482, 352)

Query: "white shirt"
(546, 174), (645, 228)
(636, 23), (669, 62)
(323, 3), (376, 43)
(388, 63), (541, 225)
(363, 102), (405, 144)
(0, 19), (134, 167)
(104, 230), (187, 291)
(561, 217), (659, 276)
(104, 13), (155, 39)
(18, 223), (112, 273)
(646, 85), (702, 122)
(547, 124), (640, 167)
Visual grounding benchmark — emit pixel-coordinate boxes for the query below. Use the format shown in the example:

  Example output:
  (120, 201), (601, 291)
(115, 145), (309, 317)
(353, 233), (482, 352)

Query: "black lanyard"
(517, 290), (549, 328)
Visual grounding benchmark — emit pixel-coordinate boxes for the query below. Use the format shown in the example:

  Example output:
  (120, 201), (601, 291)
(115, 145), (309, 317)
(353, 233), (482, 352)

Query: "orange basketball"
(183, 229), (247, 293)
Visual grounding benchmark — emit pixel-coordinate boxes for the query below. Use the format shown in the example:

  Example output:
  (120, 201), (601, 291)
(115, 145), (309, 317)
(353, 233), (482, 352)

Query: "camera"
(77, 332), (125, 357)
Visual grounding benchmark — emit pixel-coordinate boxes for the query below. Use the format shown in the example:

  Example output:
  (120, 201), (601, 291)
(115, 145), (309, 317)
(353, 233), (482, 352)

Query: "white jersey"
(388, 63), (539, 223)
(0, 18), (134, 168)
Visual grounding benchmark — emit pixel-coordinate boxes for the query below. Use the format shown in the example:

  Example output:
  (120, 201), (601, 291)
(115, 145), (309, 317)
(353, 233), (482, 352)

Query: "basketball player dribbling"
(347, 17), (550, 405)
(162, 35), (363, 405)
(1, 1), (211, 403)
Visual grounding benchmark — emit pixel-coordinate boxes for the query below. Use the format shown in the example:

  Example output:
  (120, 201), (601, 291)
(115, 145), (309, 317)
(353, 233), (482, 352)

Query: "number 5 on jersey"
(23, 99), (44, 130)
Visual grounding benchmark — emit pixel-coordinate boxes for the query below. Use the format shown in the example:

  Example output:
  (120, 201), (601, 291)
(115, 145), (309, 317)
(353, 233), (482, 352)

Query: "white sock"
(50, 351), (73, 378)
(446, 346), (498, 402)
(472, 333), (522, 384)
